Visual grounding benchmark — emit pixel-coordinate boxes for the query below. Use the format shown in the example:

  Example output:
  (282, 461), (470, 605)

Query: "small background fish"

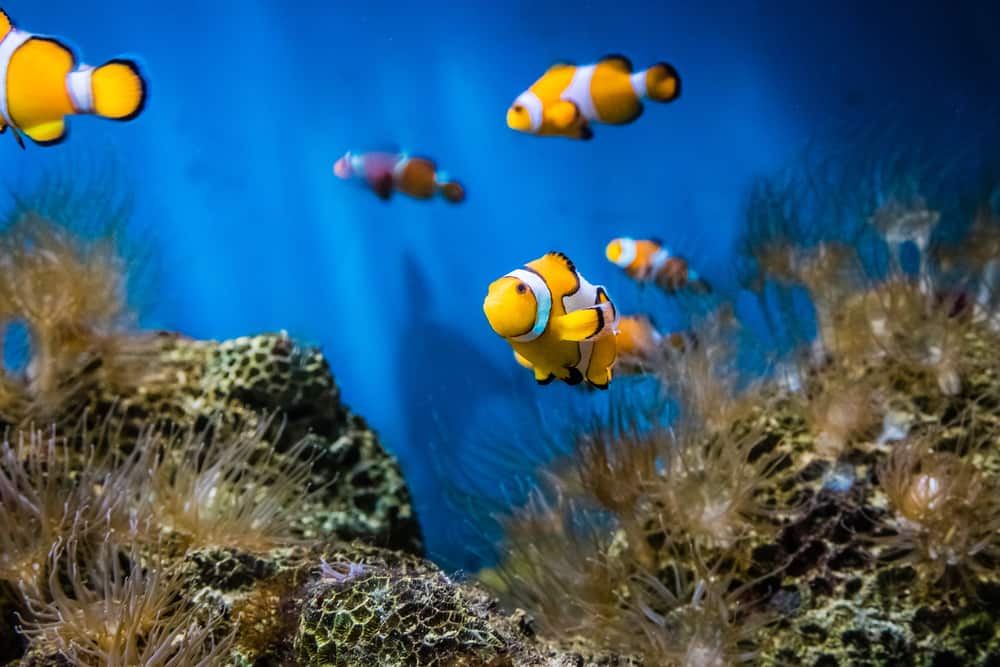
(334, 151), (465, 203)
(506, 55), (680, 139)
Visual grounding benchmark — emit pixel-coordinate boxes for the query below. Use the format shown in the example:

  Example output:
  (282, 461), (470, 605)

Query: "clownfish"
(0, 8), (147, 148)
(616, 314), (694, 375)
(605, 237), (711, 295)
(506, 55), (680, 140)
(617, 315), (663, 362)
(483, 252), (618, 389)
(333, 151), (465, 203)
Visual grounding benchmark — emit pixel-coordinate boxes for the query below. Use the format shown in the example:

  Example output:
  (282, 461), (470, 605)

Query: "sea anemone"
(0, 214), (131, 416)
(873, 426), (1000, 585)
(486, 489), (629, 642)
(0, 427), (137, 598)
(139, 418), (323, 555)
(644, 423), (789, 556)
(18, 536), (232, 666)
(802, 373), (882, 459)
(625, 563), (776, 666)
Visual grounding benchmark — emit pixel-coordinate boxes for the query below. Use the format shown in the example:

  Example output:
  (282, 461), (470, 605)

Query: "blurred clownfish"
(333, 151), (465, 203)
(483, 252), (618, 389)
(0, 8), (147, 148)
(507, 55), (680, 140)
(606, 237), (711, 295)
(616, 314), (694, 375)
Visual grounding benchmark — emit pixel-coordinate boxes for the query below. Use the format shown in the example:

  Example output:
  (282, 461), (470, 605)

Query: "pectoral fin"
(9, 126), (26, 150)
(555, 301), (617, 342)
(585, 336), (616, 389)
(513, 351), (533, 369)
(545, 99), (581, 130)
(22, 120), (66, 146)
(370, 172), (393, 200)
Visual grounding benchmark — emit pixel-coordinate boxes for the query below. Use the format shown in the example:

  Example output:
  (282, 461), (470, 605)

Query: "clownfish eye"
(516, 283), (527, 294)
(513, 104), (524, 112)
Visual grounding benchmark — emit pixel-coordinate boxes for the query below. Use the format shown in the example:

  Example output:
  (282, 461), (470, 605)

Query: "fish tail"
(642, 62), (681, 103)
(438, 180), (466, 204)
(92, 59), (148, 121)
(687, 269), (712, 294)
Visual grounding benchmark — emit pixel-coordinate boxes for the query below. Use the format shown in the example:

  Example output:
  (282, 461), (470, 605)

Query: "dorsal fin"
(545, 251), (576, 274)
(649, 237), (665, 246)
(545, 61), (576, 74)
(0, 8), (12, 37)
(599, 54), (634, 72)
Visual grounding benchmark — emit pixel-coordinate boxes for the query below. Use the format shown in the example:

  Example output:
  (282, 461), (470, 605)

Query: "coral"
(0, 183), (631, 667)
(294, 546), (508, 666)
(70, 331), (424, 554)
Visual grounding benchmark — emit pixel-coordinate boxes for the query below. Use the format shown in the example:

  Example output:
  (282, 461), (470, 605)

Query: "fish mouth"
(506, 108), (530, 132)
(482, 295), (510, 333)
(333, 158), (352, 179)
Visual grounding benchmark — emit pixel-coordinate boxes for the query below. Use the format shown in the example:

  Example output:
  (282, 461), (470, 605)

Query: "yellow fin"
(22, 120), (66, 145)
(534, 366), (555, 384)
(544, 62), (576, 75)
(555, 302), (617, 342)
(92, 59), (148, 121)
(0, 8), (12, 37)
(599, 54), (633, 73)
(586, 335), (616, 389)
(544, 251), (576, 274)
(645, 63), (681, 103)
(513, 351), (533, 369)
(544, 99), (580, 130)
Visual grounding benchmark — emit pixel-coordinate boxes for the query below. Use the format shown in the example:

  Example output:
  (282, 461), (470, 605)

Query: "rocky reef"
(5, 143), (1000, 667)
(468, 148), (1000, 665)
(0, 191), (623, 666)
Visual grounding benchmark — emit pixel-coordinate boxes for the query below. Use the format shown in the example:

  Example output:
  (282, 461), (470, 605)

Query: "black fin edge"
(596, 287), (616, 323)
(562, 367), (584, 386)
(546, 251), (576, 274)
(655, 62), (682, 100)
(600, 53), (634, 72)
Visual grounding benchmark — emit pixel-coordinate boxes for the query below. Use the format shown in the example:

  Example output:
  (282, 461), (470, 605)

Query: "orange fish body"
(483, 252), (618, 389)
(507, 55), (681, 140)
(333, 151), (465, 203)
(0, 8), (147, 148)
(616, 315), (662, 360)
(615, 314), (694, 375)
(605, 237), (711, 294)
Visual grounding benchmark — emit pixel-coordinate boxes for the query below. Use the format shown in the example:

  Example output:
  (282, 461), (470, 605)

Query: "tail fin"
(92, 59), (148, 121)
(644, 62), (681, 103)
(689, 277), (712, 294)
(439, 181), (466, 204)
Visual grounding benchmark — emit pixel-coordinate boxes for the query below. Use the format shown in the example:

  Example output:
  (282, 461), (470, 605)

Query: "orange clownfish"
(333, 151), (466, 203)
(616, 314), (693, 375)
(483, 252), (618, 389)
(605, 237), (711, 294)
(506, 55), (680, 140)
(0, 8), (147, 148)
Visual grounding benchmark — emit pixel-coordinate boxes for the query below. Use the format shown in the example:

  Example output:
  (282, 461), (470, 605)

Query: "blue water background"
(1, 1), (997, 568)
